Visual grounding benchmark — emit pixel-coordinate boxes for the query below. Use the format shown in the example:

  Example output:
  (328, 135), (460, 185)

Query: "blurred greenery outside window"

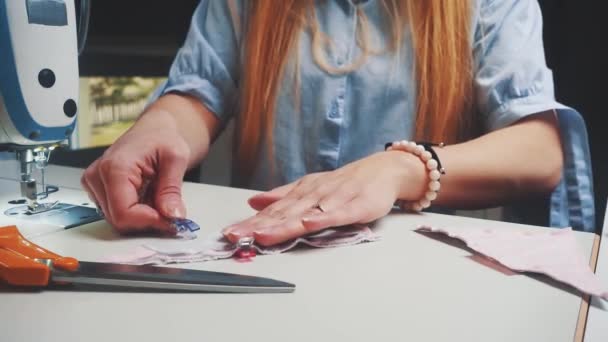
(75, 77), (166, 148)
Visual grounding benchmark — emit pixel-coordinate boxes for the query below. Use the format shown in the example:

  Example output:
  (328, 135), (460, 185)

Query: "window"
(75, 76), (165, 148)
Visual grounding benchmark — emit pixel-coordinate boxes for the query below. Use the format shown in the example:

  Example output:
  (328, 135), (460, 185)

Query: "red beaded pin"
(235, 237), (256, 262)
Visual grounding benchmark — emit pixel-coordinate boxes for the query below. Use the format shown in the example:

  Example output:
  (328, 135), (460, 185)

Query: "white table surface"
(582, 201), (608, 342)
(0, 162), (599, 342)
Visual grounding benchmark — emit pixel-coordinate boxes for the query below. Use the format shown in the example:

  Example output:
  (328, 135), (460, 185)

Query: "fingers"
(253, 173), (330, 218)
(248, 173), (328, 211)
(253, 198), (370, 246)
(225, 175), (324, 241)
(79, 117), (193, 235)
(222, 202), (309, 244)
(82, 156), (176, 234)
(230, 196), (372, 247)
(309, 185), (358, 214)
(81, 160), (110, 217)
(222, 215), (268, 243)
(252, 217), (311, 246)
(247, 181), (298, 211)
(154, 146), (189, 219)
(279, 178), (353, 218)
(98, 162), (173, 234)
(225, 180), (362, 246)
(301, 196), (376, 233)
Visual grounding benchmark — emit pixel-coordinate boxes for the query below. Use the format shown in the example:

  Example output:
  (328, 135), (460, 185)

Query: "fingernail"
(249, 193), (264, 200)
(301, 214), (320, 223)
(253, 227), (273, 237)
(163, 202), (185, 219)
(166, 225), (177, 235)
(172, 207), (186, 219)
(227, 231), (242, 240)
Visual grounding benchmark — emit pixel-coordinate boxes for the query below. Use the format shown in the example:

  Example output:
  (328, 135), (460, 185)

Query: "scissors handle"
(0, 226), (78, 286)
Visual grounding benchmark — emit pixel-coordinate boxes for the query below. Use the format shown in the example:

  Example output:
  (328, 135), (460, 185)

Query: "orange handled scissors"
(0, 225), (294, 293)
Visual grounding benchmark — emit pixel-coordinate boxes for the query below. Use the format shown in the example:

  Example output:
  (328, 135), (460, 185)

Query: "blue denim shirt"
(151, 0), (595, 231)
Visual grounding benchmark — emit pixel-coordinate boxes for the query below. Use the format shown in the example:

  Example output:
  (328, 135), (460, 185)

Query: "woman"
(82, 0), (571, 246)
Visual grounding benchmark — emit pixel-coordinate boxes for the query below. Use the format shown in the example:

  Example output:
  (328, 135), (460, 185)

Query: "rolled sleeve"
(473, 0), (562, 132)
(149, 0), (242, 123)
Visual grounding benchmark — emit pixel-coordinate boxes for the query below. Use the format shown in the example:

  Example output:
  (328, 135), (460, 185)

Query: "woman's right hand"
(81, 110), (191, 235)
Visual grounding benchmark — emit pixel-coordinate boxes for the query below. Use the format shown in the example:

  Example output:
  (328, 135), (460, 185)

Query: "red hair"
(234, 1), (474, 181)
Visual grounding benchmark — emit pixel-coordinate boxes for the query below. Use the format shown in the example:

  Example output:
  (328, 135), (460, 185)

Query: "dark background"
(78, 1), (199, 76)
(538, 1), (606, 231)
(58, 0), (606, 230)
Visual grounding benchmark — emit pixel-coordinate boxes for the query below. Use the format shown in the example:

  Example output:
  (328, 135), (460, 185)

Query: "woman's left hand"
(222, 150), (427, 246)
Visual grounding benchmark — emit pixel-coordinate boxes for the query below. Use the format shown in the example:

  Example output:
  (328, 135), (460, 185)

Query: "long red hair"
(233, 1), (474, 181)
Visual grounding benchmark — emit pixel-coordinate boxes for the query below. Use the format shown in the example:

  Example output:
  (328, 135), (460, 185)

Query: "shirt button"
(328, 94), (345, 119)
(335, 43), (347, 66)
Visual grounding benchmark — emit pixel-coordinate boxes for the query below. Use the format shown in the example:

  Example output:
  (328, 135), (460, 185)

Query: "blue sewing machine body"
(0, 0), (79, 148)
(0, 0), (89, 209)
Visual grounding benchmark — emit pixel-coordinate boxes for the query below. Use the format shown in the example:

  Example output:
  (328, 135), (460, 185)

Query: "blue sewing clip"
(171, 218), (200, 239)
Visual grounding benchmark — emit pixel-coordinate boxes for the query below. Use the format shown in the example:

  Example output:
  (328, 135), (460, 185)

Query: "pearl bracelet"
(386, 140), (445, 212)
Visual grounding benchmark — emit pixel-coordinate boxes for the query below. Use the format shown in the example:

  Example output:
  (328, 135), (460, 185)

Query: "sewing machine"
(0, 0), (98, 226)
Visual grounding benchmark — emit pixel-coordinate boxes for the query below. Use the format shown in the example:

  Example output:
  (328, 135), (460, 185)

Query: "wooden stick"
(574, 233), (601, 342)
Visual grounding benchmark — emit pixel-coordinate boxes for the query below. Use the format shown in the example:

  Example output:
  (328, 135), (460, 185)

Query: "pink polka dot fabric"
(416, 225), (607, 299)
